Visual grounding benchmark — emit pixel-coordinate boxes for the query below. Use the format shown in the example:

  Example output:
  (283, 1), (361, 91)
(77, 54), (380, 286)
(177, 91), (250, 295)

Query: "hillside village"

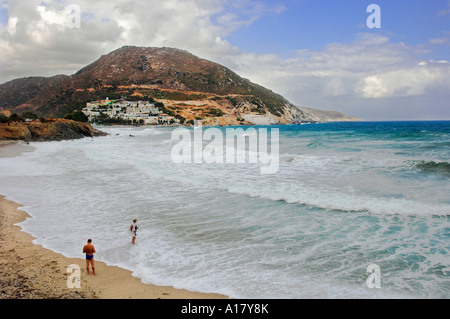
(82, 98), (180, 125)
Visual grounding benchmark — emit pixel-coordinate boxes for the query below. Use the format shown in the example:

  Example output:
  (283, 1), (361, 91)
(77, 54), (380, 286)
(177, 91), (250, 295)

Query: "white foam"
(1, 126), (448, 298)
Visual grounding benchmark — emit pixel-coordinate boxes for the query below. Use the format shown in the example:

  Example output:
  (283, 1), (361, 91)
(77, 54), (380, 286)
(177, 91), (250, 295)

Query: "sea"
(0, 121), (449, 299)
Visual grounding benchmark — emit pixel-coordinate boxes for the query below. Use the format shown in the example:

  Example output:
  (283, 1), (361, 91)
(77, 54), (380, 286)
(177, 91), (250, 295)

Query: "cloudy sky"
(0, 0), (449, 120)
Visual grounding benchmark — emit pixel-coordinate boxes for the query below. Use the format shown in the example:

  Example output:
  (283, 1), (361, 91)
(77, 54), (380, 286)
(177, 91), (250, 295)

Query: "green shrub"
(64, 111), (89, 122)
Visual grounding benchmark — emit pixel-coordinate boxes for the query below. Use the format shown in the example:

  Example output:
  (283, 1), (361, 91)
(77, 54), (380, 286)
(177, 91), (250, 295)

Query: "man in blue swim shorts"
(82, 239), (97, 275)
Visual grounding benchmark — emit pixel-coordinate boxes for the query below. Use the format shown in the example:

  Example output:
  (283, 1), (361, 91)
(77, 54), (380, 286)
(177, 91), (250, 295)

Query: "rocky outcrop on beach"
(0, 119), (107, 142)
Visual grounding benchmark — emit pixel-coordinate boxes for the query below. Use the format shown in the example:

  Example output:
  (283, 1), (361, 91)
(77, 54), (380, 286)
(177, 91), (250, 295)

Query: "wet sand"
(0, 142), (227, 299)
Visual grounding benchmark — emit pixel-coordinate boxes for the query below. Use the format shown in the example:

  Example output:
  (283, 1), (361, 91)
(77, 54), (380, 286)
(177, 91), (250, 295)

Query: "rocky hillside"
(298, 107), (362, 123)
(0, 120), (107, 142)
(0, 46), (360, 125)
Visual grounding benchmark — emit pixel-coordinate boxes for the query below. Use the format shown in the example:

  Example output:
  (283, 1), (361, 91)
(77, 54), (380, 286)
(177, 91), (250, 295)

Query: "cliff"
(297, 107), (362, 123)
(0, 120), (107, 142)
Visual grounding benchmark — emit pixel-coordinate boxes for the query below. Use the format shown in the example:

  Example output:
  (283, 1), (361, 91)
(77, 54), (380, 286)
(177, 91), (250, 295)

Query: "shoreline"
(0, 140), (34, 158)
(0, 195), (227, 299)
(0, 141), (227, 299)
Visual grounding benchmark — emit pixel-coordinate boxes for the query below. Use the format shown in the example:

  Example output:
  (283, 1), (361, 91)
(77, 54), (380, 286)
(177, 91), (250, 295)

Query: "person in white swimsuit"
(130, 219), (138, 244)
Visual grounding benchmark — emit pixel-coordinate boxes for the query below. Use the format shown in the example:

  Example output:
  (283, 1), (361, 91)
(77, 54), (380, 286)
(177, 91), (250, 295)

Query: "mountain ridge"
(0, 46), (361, 124)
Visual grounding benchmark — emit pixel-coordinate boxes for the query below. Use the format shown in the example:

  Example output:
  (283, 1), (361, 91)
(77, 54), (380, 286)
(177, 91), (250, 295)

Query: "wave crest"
(415, 160), (450, 176)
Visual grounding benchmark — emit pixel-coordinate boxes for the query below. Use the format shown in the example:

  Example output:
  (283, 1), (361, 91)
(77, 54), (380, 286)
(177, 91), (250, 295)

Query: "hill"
(0, 46), (360, 125)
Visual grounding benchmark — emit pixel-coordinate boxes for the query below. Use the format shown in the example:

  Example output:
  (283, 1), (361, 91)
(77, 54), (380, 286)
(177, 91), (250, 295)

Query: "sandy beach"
(0, 142), (227, 299)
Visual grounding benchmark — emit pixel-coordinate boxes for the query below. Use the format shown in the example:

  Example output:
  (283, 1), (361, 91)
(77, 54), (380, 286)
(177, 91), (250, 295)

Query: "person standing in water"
(130, 219), (138, 244)
(83, 239), (97, 275)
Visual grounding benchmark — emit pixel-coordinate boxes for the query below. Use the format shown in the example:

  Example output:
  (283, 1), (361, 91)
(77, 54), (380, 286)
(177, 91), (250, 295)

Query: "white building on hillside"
(82, 99), (179, 124)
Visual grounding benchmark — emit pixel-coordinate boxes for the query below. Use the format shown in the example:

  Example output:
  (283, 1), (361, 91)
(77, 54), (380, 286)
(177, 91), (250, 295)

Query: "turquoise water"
(0, 121), (449, 298)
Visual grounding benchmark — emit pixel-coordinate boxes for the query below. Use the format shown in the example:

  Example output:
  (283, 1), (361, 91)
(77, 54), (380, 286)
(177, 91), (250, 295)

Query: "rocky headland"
(0, 119), (107, 142)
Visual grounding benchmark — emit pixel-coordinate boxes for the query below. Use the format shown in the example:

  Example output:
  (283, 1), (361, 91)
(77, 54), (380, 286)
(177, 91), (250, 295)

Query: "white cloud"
(357, 62), (450, 98)
(233, 33), (449, 96)
(437, 0), (450, 17)
(0, 1), (449, 120)
(0, 0), (232, 80)
(36, 4), (66, 26)
(226, 34), (416, 99)
(6, 15), (17, 35)
(0, 0), (289, 81)
(217, 32), (449, 120)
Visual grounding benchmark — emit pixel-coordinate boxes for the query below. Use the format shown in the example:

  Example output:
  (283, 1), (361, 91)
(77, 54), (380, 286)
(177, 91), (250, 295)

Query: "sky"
(0, 0), (449, 120)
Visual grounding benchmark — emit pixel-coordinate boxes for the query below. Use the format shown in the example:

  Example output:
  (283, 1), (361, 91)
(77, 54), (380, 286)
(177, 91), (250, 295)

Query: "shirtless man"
(82, 239), (97, 275)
